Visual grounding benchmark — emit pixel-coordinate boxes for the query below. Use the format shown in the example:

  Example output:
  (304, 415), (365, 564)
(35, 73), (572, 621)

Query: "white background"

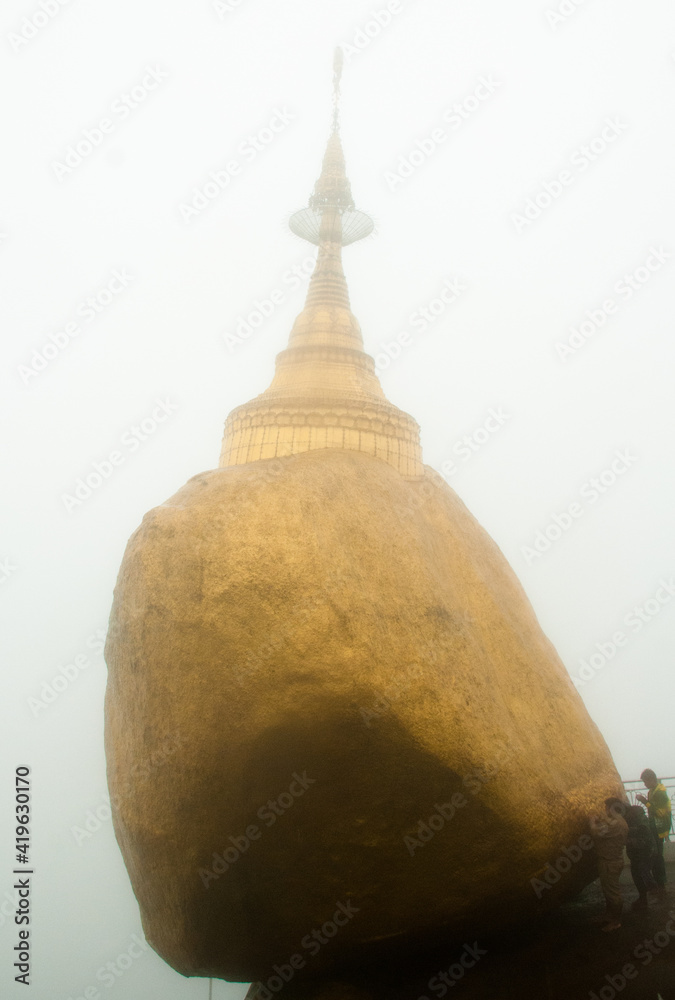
(1, 0), (674, 997)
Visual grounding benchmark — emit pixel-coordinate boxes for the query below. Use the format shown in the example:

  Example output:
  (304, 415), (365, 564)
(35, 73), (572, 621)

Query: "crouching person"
(589, 797), (628, 931)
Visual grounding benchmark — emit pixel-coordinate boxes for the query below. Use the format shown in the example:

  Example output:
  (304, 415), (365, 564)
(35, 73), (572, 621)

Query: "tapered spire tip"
(333, 47), (344, 129)
(289, 51), (373, 247)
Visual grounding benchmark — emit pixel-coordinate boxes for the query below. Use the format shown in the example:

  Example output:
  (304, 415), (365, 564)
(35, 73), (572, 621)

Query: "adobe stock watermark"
(223, 444), (304, 495)
(198, 771), (316, 888)
(71, 732), (185, 846)
(546, 0), (594, 30)
(27, 627), (106, 716)
(248, 901), (360, 1000)
(530, 833), (594, 898)
(440, 407), (511, 479)
(589, 909), (675, 1000)
(1, 557), (18, 585)
(358, 659), (429, 727)
(384, 77), (502, 192)
(341, 1), (405, 63)
(375, 276), (468, 372)
(404, 743), (515, 857)
(234, 565), (347, 684)
(521, 449), (637, 566)
(236, 593), (324, 683)
(0, 889), (21, 930)
(52, 67), (169, 181)
(7, 0), (73, 53)
(61, 398), (179, 513)
(179, 107), (295, 223)
(405, 796), (469, 856)
(555, 246), (671, 360)
(393, 476), (439, 528)
(417, 941), (487, 999)
(64, 933), (149, 999)
(511, 117), (628, 233)
(223, 255), (315, 353)
(572, 577), (675, 688)
(212, 0), (249, 18)
(18, 268), (135, 386)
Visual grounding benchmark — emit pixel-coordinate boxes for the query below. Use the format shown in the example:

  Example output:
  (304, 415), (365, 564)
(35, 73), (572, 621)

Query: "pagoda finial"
(218, 52), (423, 478)
(289, 52), (372, 247)
(332, 47), (344, 131)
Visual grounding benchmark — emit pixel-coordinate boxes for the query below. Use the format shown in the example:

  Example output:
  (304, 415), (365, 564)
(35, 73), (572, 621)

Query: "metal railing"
(623, 776), (674, 840)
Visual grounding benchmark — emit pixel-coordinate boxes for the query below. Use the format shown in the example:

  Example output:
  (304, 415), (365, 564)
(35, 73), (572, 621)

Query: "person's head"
(626, 804), (646, 826)
(640, 768), (658, 790)
(605, 797), (626, 820)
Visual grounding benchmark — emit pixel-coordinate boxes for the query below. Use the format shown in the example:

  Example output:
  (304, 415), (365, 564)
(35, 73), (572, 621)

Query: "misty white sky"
(2, 0), (674, 997)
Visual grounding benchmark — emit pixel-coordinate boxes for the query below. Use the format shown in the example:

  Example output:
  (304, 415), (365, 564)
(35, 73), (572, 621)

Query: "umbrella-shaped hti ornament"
(288, 52), (374, 250)
(104, 48), (623, 1000)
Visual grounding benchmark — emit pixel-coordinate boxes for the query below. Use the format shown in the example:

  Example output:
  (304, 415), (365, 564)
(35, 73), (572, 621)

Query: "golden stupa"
(104, 52), (623, 996)
(220, 54), (420, 477)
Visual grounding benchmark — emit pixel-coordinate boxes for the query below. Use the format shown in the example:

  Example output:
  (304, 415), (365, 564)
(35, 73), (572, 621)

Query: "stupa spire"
(289, 48), (370, 317)
(219, 52), (423, 477)
(332, 46), (343, 132)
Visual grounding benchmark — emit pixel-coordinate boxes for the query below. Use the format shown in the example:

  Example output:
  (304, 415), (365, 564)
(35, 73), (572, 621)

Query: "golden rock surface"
(104, 447), (622, 981)
(105, 57), (623, 986)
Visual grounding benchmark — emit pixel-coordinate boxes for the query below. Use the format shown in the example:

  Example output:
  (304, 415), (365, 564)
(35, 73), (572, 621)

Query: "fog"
(2, 0), (674, 997)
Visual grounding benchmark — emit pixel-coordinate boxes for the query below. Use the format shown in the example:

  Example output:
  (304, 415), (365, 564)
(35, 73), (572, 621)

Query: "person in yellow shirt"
(636, 768), (672, 899)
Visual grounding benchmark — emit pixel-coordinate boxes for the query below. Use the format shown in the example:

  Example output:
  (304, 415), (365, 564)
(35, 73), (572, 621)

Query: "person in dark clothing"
(625, 804), (656, 909)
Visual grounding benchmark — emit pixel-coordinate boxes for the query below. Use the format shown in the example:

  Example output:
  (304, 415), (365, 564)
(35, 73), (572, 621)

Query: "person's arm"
(591, 814), (625, 838)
